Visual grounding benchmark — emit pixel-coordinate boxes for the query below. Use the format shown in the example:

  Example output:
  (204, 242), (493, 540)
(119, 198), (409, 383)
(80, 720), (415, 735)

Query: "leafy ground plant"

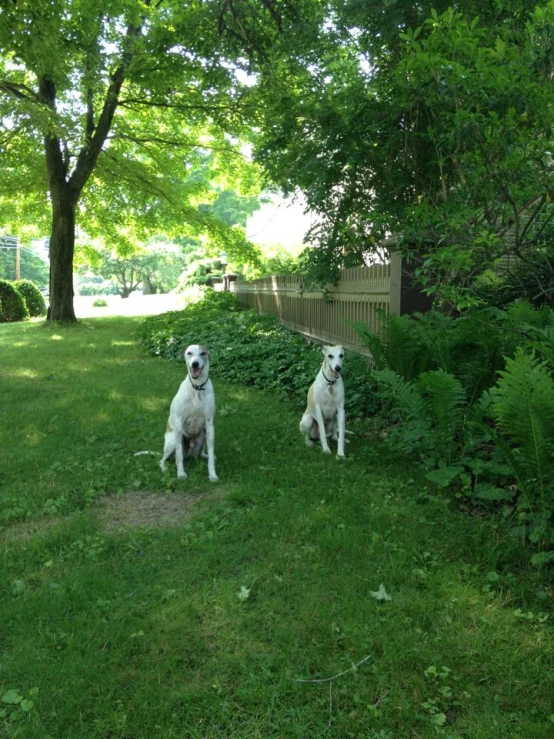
(1, 315), (554, 738)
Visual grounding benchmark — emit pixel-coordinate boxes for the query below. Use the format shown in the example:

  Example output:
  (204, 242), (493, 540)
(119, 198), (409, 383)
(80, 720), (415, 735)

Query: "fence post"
(389, 252), (402, 315)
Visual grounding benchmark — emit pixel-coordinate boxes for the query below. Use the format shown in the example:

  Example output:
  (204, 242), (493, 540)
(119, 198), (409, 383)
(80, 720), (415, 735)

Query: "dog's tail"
(134, 451), (162, 457)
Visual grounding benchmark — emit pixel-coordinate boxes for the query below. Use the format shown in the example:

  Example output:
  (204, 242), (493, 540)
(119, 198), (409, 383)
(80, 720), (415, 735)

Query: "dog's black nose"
(191, 360), (199, 369)
(334, 366), (342, 373)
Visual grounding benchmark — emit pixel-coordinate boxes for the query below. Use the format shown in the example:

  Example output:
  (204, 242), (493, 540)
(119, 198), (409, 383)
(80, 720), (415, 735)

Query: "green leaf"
(2, 690), (23, 705)
(530, 552), (554, 567)
(474, 483), (515, 501)
(425, 466), (464, 488)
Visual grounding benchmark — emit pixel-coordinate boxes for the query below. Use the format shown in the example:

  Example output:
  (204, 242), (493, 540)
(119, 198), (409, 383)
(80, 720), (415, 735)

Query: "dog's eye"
(328, 354), (333, 359)
(200, 352), (207, 357)
(339, 354), (344, 359)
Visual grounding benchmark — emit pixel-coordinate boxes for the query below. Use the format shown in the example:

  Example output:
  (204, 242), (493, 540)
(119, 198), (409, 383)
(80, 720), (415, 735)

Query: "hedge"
(0, 279), (29, 322)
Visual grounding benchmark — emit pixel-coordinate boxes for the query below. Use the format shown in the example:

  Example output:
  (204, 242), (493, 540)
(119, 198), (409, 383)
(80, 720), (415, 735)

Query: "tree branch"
(69, 19), (145, 200)
(118, 97), (249, 112)
(0, 79), (41, 102)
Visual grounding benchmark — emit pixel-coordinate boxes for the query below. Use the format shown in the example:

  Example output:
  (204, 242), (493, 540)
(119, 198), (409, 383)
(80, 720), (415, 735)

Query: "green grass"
(1, 316), (554, 738)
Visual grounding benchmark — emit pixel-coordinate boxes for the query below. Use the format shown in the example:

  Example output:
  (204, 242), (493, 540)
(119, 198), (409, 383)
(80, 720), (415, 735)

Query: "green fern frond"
(373, 368), (425, 422)
(493, 349), (554, 495)
(351, 312), (431, 379)
(417, 370), (466, 464)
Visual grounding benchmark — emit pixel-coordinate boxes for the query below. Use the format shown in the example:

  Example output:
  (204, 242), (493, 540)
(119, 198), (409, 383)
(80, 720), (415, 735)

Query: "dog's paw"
(177, 470), (187, 479)
(322, 447), (332, 455)
(209, 474), (219, 483)
(336, 452), (345, 460)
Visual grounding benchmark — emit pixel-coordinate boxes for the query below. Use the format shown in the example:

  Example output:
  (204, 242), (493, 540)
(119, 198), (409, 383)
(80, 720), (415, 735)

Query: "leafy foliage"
(492, 350), (554, 526)
(0, 0), (272, 319)
(353, 299), (554, 544)
(250, 1), (554, 299)
(354, 303), (554, 401)
(352, 312), (433, 381)
(0, 280), (28, 322)
(13, 280), (46, 317)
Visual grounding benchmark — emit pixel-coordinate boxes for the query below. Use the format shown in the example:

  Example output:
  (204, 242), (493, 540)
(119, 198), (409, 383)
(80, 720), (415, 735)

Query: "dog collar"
(322, 369), (337, 385)
(189, 374), (209, 391)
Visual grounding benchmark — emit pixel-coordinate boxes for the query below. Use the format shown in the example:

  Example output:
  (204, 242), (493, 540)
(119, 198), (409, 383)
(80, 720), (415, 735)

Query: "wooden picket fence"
(230, 253), (431, 350)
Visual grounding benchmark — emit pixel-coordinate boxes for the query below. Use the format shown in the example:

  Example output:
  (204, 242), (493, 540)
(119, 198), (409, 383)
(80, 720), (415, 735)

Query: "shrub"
(93, 298), (108, 307)
(0, 279), (29, 322)
(13, 279), (47, 317)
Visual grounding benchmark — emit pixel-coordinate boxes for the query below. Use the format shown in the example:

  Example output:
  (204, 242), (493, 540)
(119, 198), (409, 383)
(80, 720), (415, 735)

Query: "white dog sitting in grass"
(160, 344), (218, 481)
(299, 344), (346, 458)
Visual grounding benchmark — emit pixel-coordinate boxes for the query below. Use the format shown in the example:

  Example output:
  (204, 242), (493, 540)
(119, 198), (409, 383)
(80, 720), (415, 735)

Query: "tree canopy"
(3, 0), (554, 311)
(247, 0), (554, 303)
(0, 0), (271, 319)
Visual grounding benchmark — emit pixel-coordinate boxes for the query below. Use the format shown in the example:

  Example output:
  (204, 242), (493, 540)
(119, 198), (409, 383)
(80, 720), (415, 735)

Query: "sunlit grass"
(7, 367), (40, 378)
(0, 316), (553, 738)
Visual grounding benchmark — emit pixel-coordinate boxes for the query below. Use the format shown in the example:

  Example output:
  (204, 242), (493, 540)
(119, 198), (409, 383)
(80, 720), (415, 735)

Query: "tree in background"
(0, 0), (271, 321)
(246, 0), (554, 302)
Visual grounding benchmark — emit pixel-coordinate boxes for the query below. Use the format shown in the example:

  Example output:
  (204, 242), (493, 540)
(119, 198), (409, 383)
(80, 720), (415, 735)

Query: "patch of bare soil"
(3, 490), (221, 540)
(96, 490), (221, 532)
(3, 516), (62, 541)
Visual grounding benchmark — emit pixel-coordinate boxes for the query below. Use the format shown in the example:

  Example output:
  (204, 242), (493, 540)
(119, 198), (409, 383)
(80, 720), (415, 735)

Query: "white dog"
(160, 344), (218, 481)
(299, 344), (346, 458)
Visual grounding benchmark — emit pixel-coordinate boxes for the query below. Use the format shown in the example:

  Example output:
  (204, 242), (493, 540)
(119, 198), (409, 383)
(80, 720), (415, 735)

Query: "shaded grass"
(1, 317), (554, 738)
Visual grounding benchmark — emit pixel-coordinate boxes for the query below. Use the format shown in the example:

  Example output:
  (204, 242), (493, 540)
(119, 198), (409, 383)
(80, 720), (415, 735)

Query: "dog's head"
(183, 344), (210, 380)
(322, 344), (345, 380)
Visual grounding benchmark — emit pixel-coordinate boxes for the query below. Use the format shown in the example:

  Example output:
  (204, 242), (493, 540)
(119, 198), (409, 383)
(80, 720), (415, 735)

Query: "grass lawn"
(1, 315), (553, 738)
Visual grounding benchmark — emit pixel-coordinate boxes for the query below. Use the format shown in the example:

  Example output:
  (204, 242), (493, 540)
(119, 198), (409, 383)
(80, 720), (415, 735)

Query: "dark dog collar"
(189, 374), (209, 391)
(322, 369), (337, 385)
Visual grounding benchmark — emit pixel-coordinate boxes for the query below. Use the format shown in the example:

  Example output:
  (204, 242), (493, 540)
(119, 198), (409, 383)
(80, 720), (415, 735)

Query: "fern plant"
(416, 370), (466, 466)
(492, 349), (554, 536)
(351, 310), (434, 380)
(373, 367), (468, 467)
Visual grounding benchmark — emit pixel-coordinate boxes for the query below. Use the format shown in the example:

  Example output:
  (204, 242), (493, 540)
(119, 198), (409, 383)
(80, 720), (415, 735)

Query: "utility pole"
(15, 238), (20, 280)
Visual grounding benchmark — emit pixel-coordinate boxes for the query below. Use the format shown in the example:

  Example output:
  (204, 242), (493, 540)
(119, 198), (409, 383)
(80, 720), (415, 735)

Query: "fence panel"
(231, 261), (398, 350)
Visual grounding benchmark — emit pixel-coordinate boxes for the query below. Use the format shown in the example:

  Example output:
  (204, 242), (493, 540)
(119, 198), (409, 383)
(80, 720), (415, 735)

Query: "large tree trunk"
(47, 182), (76, 321)
(39, 22), (141, 321)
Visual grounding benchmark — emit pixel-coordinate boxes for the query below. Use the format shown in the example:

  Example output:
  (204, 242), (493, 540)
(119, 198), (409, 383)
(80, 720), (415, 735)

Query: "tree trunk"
(47, 182), (77, 321)
(143, 276), (157, 294)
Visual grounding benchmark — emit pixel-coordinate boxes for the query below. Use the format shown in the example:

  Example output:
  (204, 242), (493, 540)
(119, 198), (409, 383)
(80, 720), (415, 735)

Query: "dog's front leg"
(174, 427), (187, 479)
(205, 418), (218, 482)
(315, 404), (331, 454)
(336, 405), (346, 459)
